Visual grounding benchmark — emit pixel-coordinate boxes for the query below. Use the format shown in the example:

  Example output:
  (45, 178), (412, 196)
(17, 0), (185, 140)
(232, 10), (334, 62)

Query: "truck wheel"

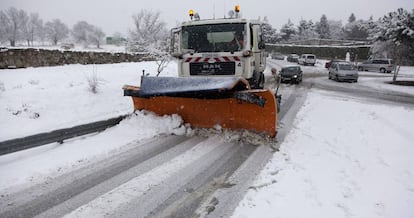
(380, 68), (386, 73)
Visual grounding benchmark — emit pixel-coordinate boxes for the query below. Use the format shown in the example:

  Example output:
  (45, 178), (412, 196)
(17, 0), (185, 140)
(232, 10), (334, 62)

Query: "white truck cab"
(170, 7), (267, 88)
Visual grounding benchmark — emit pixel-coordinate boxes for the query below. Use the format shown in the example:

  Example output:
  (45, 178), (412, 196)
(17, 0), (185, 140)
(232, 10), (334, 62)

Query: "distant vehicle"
(357, 58), (394, 73)
(329, 61), (358, 82)
(280, 65), (303, 84)
(325, 59), (344, 68)
(60, 43), (74, 50)
(298, 54), (316, 66)
(271, 52), (285, 60)
(287, 54), (299, 63)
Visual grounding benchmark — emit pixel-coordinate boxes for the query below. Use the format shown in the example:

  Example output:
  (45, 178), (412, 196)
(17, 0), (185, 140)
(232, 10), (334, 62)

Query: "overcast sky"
(1, 0), (413, 36)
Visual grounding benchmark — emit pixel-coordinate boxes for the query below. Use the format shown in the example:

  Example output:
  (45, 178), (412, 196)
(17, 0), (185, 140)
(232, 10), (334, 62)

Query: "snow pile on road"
(232, 90), (414, 218)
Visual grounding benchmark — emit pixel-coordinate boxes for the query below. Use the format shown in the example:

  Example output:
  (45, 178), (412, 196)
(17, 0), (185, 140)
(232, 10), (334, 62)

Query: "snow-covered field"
(1, 61), (414, 217)
(0, 61), (177, 141)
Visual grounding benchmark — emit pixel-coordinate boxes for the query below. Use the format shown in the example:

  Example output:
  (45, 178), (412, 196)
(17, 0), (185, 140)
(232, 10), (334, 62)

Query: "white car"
(357, 58), (395, 73)
(329, 61), (358, 82)
(298, 54), (316, 66)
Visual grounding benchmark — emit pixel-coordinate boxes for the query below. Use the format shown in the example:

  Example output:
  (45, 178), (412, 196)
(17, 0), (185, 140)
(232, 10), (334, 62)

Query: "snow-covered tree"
(72, 21), (106, 48)
(22, 13), (43, 46)
(128, 10), (170, 76)
(316, 14), (330, 39)
(262, 16), (279, 43)
(128, 9), (168, 52)
(45, 19), (69, 45)
(373, 8), (414, 81)
(87, 26), (105, 48)
(343, 14), (369, 40)
(280, 19), (296, 41)
(328, 20), (344, 40)
(0, 11), (9, 44)
(72, 21), (91, 45)
(348, 13), (356, 23)
(295, 19), (318, 40)
(0, 7), (28, 46)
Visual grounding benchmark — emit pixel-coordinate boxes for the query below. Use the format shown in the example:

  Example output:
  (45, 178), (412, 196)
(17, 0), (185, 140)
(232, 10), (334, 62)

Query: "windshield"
(182, 23), (245, 52)
(338, 64), (353, 70)
(283, 67), (301, 73)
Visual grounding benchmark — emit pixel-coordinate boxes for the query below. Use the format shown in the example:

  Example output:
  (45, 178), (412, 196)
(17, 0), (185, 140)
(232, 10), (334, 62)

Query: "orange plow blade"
(123, 77), (277, 137)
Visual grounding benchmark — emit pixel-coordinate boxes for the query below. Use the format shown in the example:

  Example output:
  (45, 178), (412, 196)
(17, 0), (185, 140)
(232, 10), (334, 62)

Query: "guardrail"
(0, 115), (128, 155)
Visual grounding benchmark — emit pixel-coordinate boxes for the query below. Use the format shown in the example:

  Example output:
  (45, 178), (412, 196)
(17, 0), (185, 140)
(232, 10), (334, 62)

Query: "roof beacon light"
(235, 5), (240, 13)
(189, 10), (194, 20)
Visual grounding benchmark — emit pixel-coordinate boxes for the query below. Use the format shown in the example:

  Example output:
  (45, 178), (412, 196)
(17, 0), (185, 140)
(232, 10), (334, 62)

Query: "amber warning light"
(235, 5), (240, 13)
(189, 9), (194, 19)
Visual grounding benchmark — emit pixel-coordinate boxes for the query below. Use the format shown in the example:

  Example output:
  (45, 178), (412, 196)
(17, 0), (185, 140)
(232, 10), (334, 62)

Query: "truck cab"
(170, 12), (266, 89)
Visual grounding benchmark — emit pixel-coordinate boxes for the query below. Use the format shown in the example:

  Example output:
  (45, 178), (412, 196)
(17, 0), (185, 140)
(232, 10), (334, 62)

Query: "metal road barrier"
(0, 115), (127, 155)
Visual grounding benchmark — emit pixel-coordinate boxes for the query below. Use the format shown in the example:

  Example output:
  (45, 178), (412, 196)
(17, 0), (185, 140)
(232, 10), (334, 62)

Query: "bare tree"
(87, 26), (105, 48)
(0, 11), (8, 44)
(0, 7), (28, 46)
(72, 21), (92, 46)
(45, 19), (69, 45)
(128, 9), (168, 52)
(129, 10), (170, 76)
(22, 13), (43, 46)
(72, 21), (105, 48)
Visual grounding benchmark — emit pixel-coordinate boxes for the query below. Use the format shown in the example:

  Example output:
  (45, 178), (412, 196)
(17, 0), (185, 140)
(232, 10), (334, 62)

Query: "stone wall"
(0, 48), (153, 69)
(266, 44), (371, 61)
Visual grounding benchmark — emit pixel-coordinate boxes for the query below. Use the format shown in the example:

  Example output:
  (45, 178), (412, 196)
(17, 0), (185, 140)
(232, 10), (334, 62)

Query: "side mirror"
(259, 41), (266, 49)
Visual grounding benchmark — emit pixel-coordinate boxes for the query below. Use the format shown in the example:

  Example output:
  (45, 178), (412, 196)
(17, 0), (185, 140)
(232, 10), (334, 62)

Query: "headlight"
(293, 75), (298, 78)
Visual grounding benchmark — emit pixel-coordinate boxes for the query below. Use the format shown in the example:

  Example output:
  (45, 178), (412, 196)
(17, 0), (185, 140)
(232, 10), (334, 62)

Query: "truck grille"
(190, 62), (235, 75)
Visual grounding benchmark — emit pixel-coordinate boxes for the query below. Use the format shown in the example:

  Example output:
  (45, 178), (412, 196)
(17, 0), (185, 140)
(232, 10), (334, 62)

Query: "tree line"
(0, 7), (106, 48)
(263, 8), (413, 64)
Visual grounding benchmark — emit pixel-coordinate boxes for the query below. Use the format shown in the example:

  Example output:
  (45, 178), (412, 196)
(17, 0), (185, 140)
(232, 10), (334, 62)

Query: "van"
(357, 58), (394, 73)
(298, 54), (316, 66)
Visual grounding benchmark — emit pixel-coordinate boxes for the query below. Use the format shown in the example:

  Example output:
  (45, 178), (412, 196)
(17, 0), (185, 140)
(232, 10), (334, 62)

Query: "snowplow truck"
(123, 7), (278, 138)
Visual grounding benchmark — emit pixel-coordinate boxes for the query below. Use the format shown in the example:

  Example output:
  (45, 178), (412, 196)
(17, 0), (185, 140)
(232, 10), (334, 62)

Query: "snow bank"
(232, 90), (414, 218)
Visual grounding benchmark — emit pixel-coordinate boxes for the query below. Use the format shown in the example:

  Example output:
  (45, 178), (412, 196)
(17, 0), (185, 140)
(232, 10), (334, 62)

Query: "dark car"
(280, 65), (303, 84)
(287, 54), (299, 63)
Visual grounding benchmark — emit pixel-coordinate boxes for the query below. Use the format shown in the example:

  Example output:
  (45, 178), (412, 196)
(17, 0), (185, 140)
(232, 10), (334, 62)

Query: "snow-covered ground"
(1, 61), (414, 217)
(0, 61), (177, 141)
(232, 90), (414, 218)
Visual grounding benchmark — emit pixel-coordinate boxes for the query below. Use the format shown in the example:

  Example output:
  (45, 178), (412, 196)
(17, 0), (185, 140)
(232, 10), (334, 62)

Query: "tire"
(380, 68), (386, 73)
(358, 66), (363, 71)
